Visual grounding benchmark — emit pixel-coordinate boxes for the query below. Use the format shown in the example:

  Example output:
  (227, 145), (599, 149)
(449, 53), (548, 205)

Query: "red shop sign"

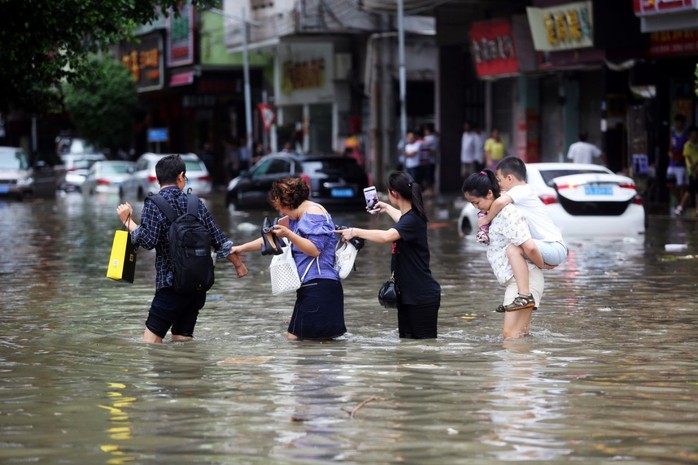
(633, 0), (696, 16)
(469, 20), (519, 78)
(649, 29), (698, 56)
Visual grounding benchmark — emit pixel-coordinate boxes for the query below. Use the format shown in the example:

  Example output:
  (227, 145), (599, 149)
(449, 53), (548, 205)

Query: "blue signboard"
(148, 128), (168, 142)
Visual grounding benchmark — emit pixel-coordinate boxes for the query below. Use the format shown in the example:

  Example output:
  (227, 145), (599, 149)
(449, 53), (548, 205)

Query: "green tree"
(0, 0), (216, 114)
(63, 54), (138, 153)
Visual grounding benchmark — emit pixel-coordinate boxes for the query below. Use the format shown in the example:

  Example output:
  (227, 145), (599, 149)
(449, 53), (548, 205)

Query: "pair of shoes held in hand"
(261, 217), (284, 256)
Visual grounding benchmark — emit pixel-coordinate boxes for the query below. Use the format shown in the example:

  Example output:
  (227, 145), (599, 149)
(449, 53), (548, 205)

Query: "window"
(251, 158), (291, 178)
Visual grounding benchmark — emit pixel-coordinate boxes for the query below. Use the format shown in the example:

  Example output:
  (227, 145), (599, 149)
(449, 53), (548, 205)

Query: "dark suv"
(226, 153), (369, 210)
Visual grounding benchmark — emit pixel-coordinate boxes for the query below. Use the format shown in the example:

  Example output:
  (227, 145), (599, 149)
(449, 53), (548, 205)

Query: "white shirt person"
(567, 132), (602, 164)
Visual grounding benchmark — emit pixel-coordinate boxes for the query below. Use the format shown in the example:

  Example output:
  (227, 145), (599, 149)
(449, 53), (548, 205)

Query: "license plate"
(331, 188), (354, 198)
(0, 185), (9, 194)
(584, 186), (612, 195)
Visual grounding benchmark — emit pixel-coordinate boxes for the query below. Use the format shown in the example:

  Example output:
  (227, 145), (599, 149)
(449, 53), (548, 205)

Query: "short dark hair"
(496, 156), (527, 181)
(156, 154), (186, 185)
(579, 132), (589, 142)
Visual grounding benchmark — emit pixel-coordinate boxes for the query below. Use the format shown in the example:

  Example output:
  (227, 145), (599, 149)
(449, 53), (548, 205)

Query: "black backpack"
(149, 193), (215, 293)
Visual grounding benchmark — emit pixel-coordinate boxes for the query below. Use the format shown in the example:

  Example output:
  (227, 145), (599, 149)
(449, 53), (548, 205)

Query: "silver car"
(119, 153), (212, 200)
(82, 160), (135, 195)
(59, 153), (107, 192)
(0, 146), (34, 200)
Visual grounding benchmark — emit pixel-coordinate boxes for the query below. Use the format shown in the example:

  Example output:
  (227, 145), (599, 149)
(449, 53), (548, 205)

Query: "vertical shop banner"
(469, 20), (519, 78)
(167, 1), (195, 67)
(275, 43), (334, 106)
(527, 1), (594, 51)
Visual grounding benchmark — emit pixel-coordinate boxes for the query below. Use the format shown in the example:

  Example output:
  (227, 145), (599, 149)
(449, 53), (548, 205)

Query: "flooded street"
(1, 192), (698, 464)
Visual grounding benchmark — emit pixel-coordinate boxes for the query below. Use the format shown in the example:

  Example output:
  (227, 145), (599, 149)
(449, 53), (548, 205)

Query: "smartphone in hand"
(363, 186), (380, 213)
(277, 215), (290, 227)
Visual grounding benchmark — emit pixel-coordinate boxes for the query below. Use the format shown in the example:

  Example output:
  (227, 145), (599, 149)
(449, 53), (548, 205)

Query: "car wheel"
(226, 191), (240, 210)
(137, 187), (145, 201)
(118, 187), (125, 201)
(460, 216), (472, 236)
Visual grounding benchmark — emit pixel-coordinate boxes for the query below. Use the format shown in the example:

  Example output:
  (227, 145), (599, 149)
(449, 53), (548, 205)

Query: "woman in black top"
(335, 171), (441, 339)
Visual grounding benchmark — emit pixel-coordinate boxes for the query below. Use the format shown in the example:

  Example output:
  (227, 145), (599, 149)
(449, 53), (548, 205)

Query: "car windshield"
(103, 163), (132, 174)
(69, 139), (100, 154)
(539, 168), (610, 186)
(302, 159), (365, 177)
(0, 149), (29, 170)
(72, 157), (104, 170)
(251, 158), (292, 178)
(184, 160), (204, 172)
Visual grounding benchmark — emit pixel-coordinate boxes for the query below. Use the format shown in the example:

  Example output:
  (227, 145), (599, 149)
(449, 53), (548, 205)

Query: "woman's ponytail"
(388, 171), (428, 222)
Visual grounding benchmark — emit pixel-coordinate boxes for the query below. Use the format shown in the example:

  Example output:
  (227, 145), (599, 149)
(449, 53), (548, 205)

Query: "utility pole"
(210, 7), (259, 154)
(397, 0), (407, 143)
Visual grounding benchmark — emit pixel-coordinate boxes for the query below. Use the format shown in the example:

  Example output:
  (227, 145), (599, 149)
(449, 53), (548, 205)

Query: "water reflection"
(480, 341), (571, 461)
(1, 193), (698, 464)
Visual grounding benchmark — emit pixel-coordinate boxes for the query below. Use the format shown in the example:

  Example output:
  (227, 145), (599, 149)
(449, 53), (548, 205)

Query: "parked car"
(82, 160), (135, 195)
(226, 152), (369, 210)
(59, 153), (107, 192)
(458, 162), (645, 237)
(0, 146), (34, 200)
(119, 152), (212, 200)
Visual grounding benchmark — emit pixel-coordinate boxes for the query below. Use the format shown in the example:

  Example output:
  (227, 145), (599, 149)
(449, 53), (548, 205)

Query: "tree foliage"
(63, 54), (138, 152)
(0, 0), (216, 114)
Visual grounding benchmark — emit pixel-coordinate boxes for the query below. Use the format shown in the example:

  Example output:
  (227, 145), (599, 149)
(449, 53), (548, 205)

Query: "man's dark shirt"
(131, 186), (233, 291)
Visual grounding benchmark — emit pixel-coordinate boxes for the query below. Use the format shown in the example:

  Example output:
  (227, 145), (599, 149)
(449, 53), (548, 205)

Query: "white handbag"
(269, 239), (315, 296)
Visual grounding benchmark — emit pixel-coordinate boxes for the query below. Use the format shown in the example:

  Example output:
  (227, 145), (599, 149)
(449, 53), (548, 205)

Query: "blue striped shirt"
(130, 186), (233, 291)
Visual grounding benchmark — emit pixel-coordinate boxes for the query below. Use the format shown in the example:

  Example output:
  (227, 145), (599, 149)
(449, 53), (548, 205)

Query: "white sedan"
(119, 152), (212, 200)
(82, 160), (135, 195)
(458, 163), (645, 238)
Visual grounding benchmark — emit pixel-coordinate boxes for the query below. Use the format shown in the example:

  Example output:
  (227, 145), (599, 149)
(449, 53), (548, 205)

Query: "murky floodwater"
(1, 192), (697, 464)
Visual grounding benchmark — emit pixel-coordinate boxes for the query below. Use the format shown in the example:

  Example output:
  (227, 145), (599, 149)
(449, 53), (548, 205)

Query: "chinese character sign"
(527, 1), (594, 51)
(469, 19), (519, 78)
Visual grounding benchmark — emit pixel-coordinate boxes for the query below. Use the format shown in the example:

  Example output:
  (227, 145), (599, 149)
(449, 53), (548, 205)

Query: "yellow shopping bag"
(106, 230), (137, 283)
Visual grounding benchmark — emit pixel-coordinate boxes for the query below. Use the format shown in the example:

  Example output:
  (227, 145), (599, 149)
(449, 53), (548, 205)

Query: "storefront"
(273, 41), (338, 154)
(632, 0), (698, 197)
(527, 1), (607, 164)
(469, 16), (539, 162)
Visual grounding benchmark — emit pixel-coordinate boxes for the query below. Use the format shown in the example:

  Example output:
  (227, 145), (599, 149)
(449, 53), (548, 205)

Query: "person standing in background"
(252, 141), (266, 165)
(674, 125), (698, 217)
(484, 128), (505, 169)
(225, 138), (241, 183)
(420, 123), (439, 196)
(403, 130), (422, 185)
(199, 142), (216, 175)
(472, 124), (486, 172)
(238, 136), (251, 173)
(460, 121), (477, 179)
(567, 132), (603, 165)
(669, 114), (689, 216)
